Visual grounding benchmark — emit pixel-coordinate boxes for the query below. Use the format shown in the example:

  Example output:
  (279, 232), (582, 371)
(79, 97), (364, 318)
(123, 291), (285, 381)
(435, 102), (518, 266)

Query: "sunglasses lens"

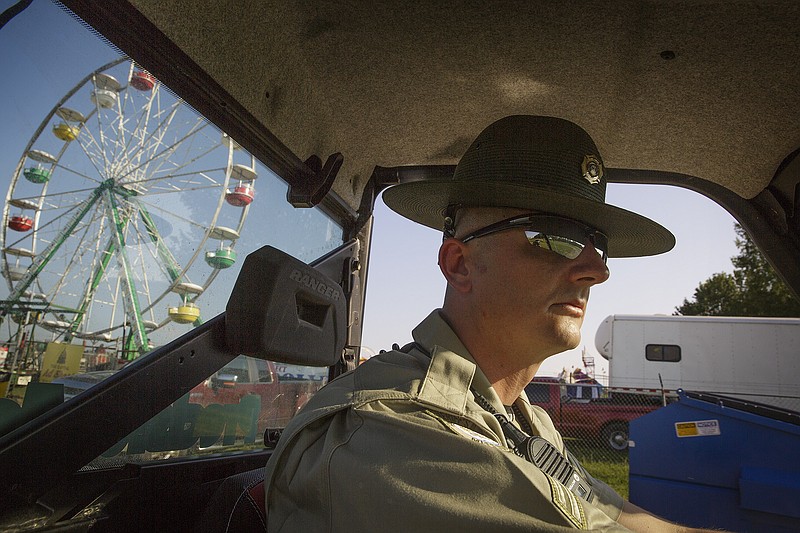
(526, 232), (582, 259)
(525, 231), (607, 262)
(460, 214), (608, 263)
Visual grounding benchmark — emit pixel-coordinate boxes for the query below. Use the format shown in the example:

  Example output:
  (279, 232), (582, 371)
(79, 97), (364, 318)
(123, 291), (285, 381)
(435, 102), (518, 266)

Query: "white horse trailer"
(595, 315), (800, 411)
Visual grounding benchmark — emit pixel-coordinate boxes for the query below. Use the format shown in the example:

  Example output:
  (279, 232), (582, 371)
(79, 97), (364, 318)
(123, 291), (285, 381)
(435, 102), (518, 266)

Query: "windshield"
(0, 1), (343, 446)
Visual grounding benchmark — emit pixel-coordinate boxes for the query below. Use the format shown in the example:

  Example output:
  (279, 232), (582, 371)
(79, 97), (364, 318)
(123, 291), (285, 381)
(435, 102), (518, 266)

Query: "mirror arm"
(287, 153), (344, 208)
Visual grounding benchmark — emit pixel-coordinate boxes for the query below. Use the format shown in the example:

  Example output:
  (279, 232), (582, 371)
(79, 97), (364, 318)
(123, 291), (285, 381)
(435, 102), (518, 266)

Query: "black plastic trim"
(684, 390), (800, 427)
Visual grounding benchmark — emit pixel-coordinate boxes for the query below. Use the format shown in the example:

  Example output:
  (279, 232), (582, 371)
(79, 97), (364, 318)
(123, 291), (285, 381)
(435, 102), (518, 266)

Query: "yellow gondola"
(53, 122), (80, 141)
(168, 304), (200, 324)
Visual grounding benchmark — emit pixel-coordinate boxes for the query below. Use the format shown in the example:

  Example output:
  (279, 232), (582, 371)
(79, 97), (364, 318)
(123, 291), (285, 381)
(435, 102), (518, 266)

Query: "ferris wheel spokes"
(121, 169), (229, 196)
(116, 117), (211, 188)
(1, 185), (108, 317)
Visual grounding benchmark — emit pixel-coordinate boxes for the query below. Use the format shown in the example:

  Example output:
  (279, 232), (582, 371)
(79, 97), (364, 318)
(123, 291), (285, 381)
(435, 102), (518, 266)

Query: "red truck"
(524, 377), (665, 451)
(188, 355), (326, 446)
(50, 356), (327, 456)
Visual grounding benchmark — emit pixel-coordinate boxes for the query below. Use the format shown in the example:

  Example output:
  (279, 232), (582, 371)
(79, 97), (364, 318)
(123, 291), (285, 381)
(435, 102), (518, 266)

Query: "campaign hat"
(382, 115), (675, 257)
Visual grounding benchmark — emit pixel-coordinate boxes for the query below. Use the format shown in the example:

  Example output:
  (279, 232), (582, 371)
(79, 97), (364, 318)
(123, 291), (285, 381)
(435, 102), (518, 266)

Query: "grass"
(579, 457), (629, 500)
(567, 441), (630, 500)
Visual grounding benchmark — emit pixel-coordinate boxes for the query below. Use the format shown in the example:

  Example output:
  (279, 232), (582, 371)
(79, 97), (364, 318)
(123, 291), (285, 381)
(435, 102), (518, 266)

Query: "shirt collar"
(412, 309), (509, 415)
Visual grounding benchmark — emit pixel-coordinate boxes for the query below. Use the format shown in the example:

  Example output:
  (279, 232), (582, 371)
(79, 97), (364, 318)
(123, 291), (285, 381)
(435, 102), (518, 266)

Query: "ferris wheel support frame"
(66, 223), (124, 341)
(137, 204), (184, 285)
(105, 189), (149, 354)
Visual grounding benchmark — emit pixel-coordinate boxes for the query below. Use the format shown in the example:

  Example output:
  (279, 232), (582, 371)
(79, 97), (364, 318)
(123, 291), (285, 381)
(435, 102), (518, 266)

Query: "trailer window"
(646, 344), (682, 362)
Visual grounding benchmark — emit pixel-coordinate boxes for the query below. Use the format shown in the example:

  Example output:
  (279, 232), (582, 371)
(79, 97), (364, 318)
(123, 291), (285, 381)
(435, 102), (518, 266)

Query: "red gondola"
(225, 185), (255, 207)
(8, 215), (33, 232)
(130, 71), (156, 91)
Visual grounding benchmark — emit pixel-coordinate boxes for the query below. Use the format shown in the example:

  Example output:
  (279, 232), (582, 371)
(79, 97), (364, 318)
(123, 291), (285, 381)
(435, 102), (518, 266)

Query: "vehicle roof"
(530, 377), (560, 383)
(63, 0), (800, 293)
(601, 314), (800, 325)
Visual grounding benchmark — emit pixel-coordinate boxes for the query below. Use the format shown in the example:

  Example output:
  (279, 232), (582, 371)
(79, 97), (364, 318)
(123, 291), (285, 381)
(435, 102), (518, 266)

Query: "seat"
(199, 468), (267, 532)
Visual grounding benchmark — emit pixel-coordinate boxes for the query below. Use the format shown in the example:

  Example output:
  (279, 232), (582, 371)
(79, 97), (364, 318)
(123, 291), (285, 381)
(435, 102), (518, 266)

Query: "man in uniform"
(264, 116), (719, 531)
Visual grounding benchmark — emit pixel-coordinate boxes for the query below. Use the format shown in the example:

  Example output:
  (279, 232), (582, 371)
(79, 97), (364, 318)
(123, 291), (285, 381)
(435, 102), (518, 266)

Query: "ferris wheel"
(1, 57), (257, 357)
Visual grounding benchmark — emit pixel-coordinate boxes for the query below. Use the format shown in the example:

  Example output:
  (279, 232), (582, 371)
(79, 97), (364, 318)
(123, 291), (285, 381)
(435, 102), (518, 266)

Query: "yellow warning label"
(675, 419), (721, 437)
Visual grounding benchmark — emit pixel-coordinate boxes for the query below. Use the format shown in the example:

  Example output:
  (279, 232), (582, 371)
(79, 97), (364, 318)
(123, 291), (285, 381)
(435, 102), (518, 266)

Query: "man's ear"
(438, 239), (472, 293)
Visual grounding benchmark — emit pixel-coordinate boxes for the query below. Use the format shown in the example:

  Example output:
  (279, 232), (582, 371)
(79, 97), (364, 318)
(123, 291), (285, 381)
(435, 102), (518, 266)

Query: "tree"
(675, 272), (740, 316)
(675, 225), (800, 317)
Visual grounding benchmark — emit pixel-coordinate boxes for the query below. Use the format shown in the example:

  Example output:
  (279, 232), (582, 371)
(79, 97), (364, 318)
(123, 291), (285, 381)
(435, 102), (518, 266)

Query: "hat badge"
(582, 155), (603, 185)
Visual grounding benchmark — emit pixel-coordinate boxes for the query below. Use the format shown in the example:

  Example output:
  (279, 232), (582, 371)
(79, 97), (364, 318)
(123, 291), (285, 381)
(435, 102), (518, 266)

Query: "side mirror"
(225, 246), (346, 366)
(211, 373), (238, 390)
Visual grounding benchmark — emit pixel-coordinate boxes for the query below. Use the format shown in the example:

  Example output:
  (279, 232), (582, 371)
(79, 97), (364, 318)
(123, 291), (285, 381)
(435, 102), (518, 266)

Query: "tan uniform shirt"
(265, 310), (628, 531)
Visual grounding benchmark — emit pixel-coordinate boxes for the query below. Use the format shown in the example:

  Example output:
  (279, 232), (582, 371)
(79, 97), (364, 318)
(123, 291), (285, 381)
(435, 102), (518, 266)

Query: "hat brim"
(382, 180), (675, 258)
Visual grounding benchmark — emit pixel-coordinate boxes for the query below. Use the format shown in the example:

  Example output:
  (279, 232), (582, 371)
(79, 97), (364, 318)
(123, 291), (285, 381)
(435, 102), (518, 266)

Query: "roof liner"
(117, 0), (800, 211)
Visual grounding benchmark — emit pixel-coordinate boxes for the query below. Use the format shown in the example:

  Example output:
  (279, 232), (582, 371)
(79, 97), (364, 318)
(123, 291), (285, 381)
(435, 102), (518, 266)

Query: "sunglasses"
(459, 214), (608, 263)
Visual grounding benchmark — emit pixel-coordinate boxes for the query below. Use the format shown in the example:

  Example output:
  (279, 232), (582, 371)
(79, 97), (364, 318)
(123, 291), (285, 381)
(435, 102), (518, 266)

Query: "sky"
(1, 1), (742, 380)
(361, 186), (739, 379)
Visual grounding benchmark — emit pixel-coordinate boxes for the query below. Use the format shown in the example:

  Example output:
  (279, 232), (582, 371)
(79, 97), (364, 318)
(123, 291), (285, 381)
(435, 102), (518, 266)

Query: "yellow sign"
(675, 419), (721, 438)
(39, 342), (83, 382)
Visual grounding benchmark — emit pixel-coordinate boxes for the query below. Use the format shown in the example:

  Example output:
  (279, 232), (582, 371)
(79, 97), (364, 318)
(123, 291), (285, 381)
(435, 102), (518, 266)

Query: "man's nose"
(570, 239), (610, 285)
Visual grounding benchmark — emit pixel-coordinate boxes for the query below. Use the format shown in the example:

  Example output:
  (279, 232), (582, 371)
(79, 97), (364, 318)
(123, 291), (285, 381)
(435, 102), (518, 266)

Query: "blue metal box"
(629, 391), (800, 532)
